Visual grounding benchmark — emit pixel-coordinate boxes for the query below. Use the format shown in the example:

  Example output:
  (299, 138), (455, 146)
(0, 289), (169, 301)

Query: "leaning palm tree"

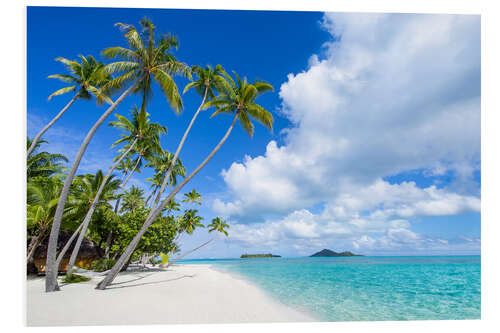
(208, 217), (230, 236)
(97, 71), (273, 290)
(179, 209), (204, 235)
(64, 170), (121, 272)
(182, 189), (202, 206)
(101, 105), (165, 258)
(149, 64), (226, 212)
(167, 216), (229, 267)
(46, 18), (189, 292)
(172, 208), (203, 245)
(27, 55), (113, 156)
(110, 105), (166, 214)
(27, 138), (68, 180)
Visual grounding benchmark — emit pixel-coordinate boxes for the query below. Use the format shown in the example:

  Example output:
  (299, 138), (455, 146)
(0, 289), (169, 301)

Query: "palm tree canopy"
(146, 172), (164, 189)
(202, 71), (274, 137)
(120, 186), (145, 213)
(146, 152), (186, 188)
(27, 138), (68, 179)
(183, 64), (228, 100)
(208, 217), (230, 237)
(182, 189), (202, 205)
(116, 157), (141, 175)
(48, 54), (113, 104)
(179, 209), (204, 235)
(102, 18), (191, 112)
(165, 199), (181, 213)
(71, 170), (121, 212)
(27, 178), (74, 232)
(110, 105), (166, 150)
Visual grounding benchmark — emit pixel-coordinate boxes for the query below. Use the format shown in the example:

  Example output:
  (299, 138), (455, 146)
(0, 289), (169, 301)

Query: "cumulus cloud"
(213, 13), (480, 255)
(214, 13), (480, 224)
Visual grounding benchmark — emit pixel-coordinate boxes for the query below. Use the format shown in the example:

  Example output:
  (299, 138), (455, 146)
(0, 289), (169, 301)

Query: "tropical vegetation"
(26, 17), (274, 293)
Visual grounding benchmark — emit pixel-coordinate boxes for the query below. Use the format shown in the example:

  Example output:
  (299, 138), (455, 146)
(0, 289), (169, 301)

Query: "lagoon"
(180, 256), (481, 321)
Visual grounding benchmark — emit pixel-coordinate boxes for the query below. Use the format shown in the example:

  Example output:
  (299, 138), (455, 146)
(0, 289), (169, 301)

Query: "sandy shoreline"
(27, 264), (315, 326)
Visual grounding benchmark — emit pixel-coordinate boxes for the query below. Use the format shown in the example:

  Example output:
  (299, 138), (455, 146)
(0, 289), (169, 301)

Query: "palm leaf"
(47, 85), (77, 101)
(153, 68), (183, 113)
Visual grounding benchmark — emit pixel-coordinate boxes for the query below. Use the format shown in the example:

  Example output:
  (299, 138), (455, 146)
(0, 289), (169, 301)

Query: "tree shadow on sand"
(105, 274), (195, 289)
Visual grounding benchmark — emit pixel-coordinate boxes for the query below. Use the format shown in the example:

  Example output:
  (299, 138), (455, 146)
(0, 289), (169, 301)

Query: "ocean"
(179, 256), (481, 321)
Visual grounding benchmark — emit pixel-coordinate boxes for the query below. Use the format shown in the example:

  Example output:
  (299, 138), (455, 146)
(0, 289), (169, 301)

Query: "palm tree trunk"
(144, 186), (157, 207)
(114, 155), (142, 214)
(66, 138), (138, 272)
(167, 239), (213, 268)
(104, 230), (114, 259)
(119, 169), (129, 184)
(150, 88), (208, 213)
(27, 90), (81, 156)
(96, 110), (239, 290)
(45, 78), (143, 292)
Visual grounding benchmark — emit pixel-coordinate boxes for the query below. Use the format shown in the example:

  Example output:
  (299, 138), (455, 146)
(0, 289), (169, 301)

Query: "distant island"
(310, 249), (363, 257)
(241, 254), (281, 258)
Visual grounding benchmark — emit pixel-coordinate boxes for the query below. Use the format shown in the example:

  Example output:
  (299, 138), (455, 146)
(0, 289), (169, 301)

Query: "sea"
(178, 256), (481, 321)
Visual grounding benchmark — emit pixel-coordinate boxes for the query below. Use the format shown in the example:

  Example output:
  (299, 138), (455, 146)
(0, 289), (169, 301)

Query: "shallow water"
(179, 256), (480, 321)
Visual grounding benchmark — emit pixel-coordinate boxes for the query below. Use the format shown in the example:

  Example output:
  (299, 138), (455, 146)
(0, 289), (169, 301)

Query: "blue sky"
(27, 7), (481, 258)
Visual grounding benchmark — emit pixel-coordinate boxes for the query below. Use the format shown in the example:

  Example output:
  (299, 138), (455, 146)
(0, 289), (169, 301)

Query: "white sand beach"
(27, 264), (315, 326)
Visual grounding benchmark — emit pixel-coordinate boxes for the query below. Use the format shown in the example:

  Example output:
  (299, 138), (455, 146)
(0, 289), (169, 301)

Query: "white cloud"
(214, 13), (480, 224)
(227, 213), (480, 255)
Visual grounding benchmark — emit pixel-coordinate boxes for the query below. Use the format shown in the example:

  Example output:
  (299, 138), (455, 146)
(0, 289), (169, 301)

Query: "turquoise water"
(179, 256), (481, 321)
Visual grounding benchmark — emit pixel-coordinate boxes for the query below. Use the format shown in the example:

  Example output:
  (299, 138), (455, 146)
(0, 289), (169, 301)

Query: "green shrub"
(160, 253), (169, 265)
(61, 272), (91, 284)
(91, 258), (116, 272)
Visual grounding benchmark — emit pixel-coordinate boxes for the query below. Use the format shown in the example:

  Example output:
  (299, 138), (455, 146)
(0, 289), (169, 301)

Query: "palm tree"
(182, 189), (202, 206)
(149, 65), (226, 212)
(144, 173), (163, 207)
(146, 152), (186, 189)
(110, 105), (166, 213)
(26, 178), (64, 265)
(103, 18), (190, 112)
(164, 199), (181, 216)
(27, 55), (113, 156)
(97, 71), (273, 290)
(208, 217), (229, 236)
(116, 157), (139, 184)
(71, 171), (120, 212)
(46, 18), (189, 292)
(179, 209), (204, 235)
(64, 171), (121, 272)
(144, 152), (186, 209)
(120, 186), (145, 214)
(27, 138), (68, 180)
(172, 208), (203, 245)
(103, 105), (165, 258)
(167, 216), (229, 267)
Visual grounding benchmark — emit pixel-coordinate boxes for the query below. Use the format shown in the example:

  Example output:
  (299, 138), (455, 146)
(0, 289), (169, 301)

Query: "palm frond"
(238, 108), (254, 137)
(153, 68), (183, 113)
(47, 85), (77, 101)
(47, 74), (79, 84)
